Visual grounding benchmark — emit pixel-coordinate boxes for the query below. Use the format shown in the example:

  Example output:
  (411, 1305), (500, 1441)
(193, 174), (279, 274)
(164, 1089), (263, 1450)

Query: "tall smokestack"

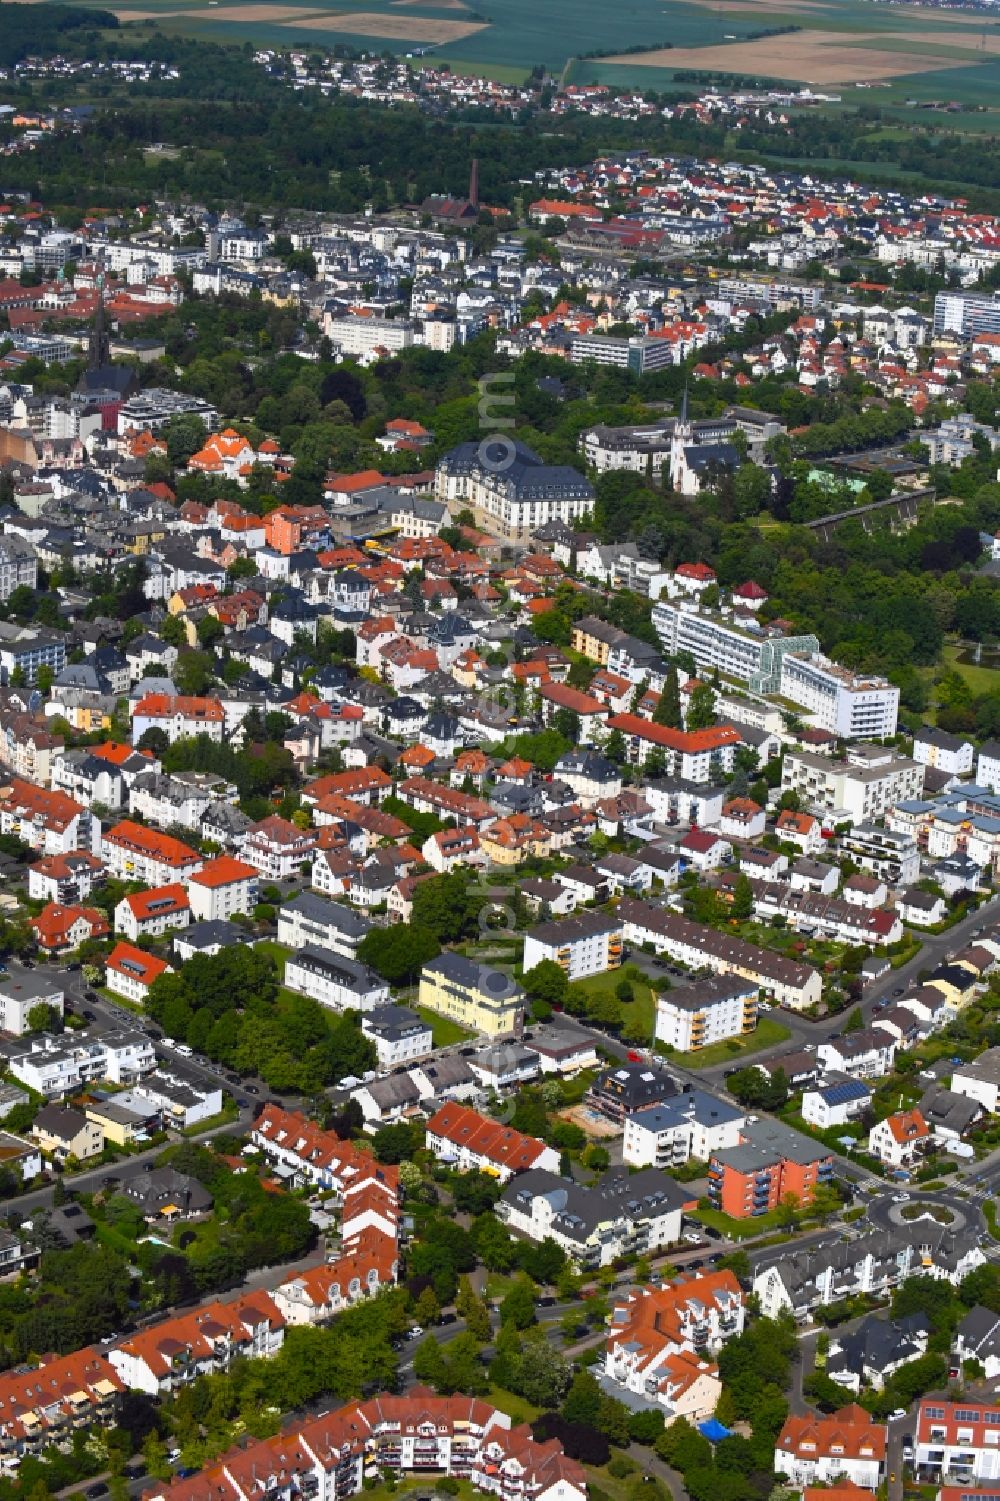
(468, 158), (479, 209)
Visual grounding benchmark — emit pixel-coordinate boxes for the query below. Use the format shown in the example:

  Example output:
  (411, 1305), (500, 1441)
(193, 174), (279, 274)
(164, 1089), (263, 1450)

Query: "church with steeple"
(669, 387), (741, 497)
(76, 279), (140, 401)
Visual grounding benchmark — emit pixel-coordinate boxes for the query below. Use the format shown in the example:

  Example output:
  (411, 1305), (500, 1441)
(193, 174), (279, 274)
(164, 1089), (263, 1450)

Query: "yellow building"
(85, 1100), (149, 1148)
(417, 953), (524, 1039)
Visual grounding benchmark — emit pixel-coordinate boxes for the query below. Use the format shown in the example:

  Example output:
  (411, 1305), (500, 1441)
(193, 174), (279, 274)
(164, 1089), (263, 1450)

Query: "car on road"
(87, 1485), (108, 1498)
(889, 1409), (908, 1421)
(538, 1295), (556, 1306)
(440, 1312), (457, 1325)
(892, 1193), (908, 1203)
(245, 1084), (260, 1094)
(236, 1098), (250, 1108)
(408, 1326), (423, 1339)
(901, 1436), (914, 1457)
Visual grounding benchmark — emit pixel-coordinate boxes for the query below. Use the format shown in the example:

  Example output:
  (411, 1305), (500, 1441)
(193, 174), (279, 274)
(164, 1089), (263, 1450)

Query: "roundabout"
(865, 1185), (984, 1239)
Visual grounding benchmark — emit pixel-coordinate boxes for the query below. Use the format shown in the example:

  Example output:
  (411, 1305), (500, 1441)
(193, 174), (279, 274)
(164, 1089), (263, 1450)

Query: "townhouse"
(102, 820), (202, 885)
(108, 1293), (285, 1396)
(142, 1390), (586, 1501)
(252, 1104), (398, 1193)
(424, 1101), (560, 1182)
(753, 1223), (986, 1321)
(775, 1405), (886, 1490)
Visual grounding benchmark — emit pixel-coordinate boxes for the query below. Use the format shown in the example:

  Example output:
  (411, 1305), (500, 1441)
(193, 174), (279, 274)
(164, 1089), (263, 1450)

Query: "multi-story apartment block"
(654, 974), (758, 1053)
(496, 1165), (694, 1268)
(915, 1399), (1000, 1485)
(775, 1406), (886, 1490)
(277, 891), (372, 959)
(707, 1117), (834, 1219)
(417, 953), (525, 1038)
(0, 778), (96, 858)
(619, 899), (821, 1010)
(605, 1271), (744, 1410)
(186, 856), (258, 922)
(651, 598), (819, 694)
(102, 821), (202, 886)
(839, 823), (920, 886)
(108, 1293), (284, 1396)
(912, 726), (974, 777)
(0, 536), (38, 601)
(521, 911), (624, 983)
(622, 1090), (745, 1169)
(778, 653), (899, 740)
(781, 747), (924, 825)
(283, 945), (389, 1013)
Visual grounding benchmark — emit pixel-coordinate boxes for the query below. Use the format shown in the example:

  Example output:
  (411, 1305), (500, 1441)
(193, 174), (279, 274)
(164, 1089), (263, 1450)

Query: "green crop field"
(52, 0), (1000, 103)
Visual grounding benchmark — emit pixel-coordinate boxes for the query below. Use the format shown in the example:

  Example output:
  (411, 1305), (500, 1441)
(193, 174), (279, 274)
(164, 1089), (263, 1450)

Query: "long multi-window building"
(651, 599), (819, 695)
(778, 653), (898, 740)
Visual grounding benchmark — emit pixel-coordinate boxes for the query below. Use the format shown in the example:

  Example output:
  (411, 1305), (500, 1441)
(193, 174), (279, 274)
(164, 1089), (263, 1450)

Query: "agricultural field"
(48, 0), (1000, 109)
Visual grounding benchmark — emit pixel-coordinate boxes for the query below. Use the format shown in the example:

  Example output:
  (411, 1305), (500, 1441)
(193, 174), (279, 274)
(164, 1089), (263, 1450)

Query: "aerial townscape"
(8, 6), (1000, 1501)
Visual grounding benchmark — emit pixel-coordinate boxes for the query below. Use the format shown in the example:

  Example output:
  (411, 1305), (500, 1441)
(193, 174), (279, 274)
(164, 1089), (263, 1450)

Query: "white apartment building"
(781, 748), (924, 825)
(521, 912), (624, 982)
(284, 945), (389, 1013)
(654, 974), (757, 1053)
(912, 727), (974, 777)
(101, 821), (202, 886)
(276, 892), (372, 959)
(622, 1091), (745, 1169)
(186, 857), (258, 923)
(361, 1005), (433, 1070)
(651, 598), (819, 695)
(779, 653), (899, 740)
(324, 314), (415, 357)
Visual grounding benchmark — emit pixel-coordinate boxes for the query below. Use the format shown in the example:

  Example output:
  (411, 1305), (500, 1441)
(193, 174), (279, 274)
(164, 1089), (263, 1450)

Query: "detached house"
(868, 1108), (930, 1169)
(105, 942), (171, 1006)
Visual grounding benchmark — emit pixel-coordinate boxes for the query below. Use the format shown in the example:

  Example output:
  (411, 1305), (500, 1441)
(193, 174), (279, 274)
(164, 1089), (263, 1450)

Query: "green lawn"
(415, 1004), (475, 1047)
(571, 965), (656, 1046)
(942, 639), (1000, 695)
(673, 1014), (791, 1070)
(692, 1204), (795, 1240)
(486, 1385), (542, 1425)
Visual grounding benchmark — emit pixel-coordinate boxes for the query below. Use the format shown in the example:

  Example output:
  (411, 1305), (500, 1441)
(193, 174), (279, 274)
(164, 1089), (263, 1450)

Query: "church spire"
(88, 273), (110, 371)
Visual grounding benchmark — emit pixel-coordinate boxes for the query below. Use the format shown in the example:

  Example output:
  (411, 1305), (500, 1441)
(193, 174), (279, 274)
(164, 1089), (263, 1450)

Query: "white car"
(890, 1408), (908, 1421)
(408, 1326), (423, 1339)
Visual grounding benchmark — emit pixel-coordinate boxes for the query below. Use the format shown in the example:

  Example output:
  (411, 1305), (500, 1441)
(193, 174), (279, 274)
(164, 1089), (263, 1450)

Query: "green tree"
(499, 1277), (536, 1329)
(653, 665), (682, 728)
(686, 683), (717, 731)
